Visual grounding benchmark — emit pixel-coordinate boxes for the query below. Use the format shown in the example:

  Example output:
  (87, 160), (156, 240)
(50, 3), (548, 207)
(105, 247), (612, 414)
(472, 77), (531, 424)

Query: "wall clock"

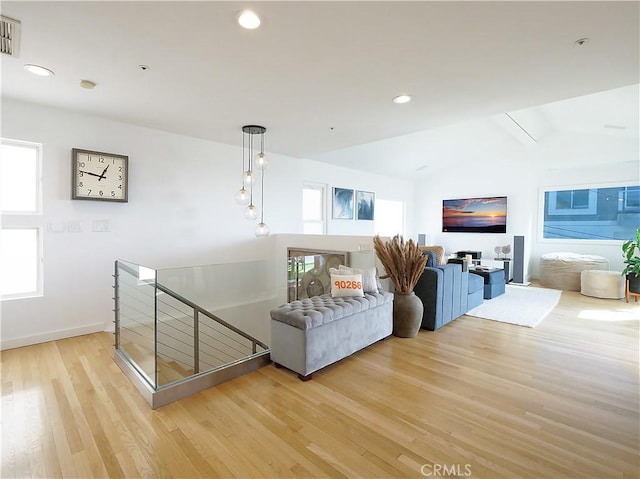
(72, 148), (128, 202)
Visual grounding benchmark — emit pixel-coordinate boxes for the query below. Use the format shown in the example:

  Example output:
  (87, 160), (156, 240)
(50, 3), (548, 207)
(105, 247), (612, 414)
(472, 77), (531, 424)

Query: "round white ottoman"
(539, 252), (609, 291)
(581, 270), (625, 299)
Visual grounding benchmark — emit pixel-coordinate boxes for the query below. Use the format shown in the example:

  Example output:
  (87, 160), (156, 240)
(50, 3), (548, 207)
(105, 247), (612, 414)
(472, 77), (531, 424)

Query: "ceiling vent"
(0, 15), (21, 57)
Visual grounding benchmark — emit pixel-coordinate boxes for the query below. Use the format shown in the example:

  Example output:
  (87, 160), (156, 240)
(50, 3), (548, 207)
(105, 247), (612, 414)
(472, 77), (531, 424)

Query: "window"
(1, 138), (43, 299)
(1, 228), (41, 297)
(302, 183), (326, 234)
(623, 186), (640, 210)
(541, 183), (640, 241)
(375, 199), (404, 237)
(547, 189), (597, 215)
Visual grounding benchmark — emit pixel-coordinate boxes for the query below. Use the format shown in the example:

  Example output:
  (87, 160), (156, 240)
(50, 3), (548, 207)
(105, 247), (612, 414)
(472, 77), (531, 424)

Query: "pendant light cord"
(241, 130), (246, 188)
(260, 132), (265, 223)
(249, 132), (253, 205)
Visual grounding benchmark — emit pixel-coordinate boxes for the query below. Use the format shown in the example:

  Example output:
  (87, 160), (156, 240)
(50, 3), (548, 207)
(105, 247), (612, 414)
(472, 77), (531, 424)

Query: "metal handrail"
(115, 260), (269, 381)
(153, 281), (268, 352)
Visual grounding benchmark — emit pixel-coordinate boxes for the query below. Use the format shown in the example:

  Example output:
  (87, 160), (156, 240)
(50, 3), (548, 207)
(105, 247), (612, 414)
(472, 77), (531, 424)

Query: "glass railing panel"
(197, 316), (256, 372)
(156, 259), (284, 347)
(115, 260), (157, 388)
(155, 291), (196, 386)
(116, 252), (380, 392)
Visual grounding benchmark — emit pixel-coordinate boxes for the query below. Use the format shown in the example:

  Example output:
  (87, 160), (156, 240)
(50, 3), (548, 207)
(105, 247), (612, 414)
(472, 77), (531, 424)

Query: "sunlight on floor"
(578, 308), (640, 321)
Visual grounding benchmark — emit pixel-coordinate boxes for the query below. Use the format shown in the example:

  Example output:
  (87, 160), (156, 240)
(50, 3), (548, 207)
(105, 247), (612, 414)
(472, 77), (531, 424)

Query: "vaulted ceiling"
(1, 1), (638, 179)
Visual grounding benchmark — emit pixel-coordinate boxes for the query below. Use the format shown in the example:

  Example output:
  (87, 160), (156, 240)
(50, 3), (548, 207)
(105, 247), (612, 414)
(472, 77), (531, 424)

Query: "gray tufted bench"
(270, 291), (393, 380)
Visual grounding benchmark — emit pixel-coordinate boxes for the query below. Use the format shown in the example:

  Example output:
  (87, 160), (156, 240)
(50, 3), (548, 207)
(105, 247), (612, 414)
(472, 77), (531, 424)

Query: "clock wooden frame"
(72, 148), (129, 202)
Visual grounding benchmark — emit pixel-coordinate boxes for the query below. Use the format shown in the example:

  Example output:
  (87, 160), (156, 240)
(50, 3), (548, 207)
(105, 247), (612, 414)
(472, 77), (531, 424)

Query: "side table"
(493, 258), (512, 282)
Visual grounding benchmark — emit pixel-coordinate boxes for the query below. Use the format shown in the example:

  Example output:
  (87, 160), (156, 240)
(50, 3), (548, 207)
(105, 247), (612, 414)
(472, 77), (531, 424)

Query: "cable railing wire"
(197, 329), (251, 357)
(199, 320), (254, 350)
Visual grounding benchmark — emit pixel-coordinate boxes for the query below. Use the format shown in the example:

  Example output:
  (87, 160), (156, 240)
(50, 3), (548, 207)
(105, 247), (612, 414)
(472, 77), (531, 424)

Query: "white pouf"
(539, 252), (609, 291)
(580, 270), (625, 299)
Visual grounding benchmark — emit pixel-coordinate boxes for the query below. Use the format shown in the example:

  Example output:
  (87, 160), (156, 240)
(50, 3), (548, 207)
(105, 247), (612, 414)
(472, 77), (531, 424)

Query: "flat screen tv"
(442, 196), (507, 233)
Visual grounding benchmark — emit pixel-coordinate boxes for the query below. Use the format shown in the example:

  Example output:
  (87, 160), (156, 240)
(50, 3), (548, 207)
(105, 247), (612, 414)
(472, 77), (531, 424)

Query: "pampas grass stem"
(373, 235), (427, 293)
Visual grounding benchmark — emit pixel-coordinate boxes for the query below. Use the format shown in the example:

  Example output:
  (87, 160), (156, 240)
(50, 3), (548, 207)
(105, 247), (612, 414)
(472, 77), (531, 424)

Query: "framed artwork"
(356, 190), (375, 220)
(332, 187), (354, 219)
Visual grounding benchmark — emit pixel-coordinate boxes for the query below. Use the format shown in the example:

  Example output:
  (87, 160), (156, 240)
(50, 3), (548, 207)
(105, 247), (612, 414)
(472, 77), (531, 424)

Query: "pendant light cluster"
(236, 125), (269, 237)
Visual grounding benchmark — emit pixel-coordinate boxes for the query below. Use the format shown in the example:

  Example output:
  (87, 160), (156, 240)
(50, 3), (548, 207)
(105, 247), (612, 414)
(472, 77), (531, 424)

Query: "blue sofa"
(414, 252), (483, 331)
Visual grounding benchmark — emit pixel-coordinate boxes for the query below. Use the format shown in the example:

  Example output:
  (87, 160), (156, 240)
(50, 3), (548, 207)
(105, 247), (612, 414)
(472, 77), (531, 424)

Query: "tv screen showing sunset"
(442, 196), (507, 233)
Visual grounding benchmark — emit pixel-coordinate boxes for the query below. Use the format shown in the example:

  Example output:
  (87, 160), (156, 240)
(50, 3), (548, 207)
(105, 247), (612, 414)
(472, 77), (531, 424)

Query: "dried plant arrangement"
(373, 235), (427, 293)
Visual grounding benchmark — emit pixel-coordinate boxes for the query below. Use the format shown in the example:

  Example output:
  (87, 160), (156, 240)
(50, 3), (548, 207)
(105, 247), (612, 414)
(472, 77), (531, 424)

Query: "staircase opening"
(113, 259), (281, 409)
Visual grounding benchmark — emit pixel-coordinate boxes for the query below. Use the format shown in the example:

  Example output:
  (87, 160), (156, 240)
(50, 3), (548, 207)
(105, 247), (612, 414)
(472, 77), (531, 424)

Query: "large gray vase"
(392, 291), (423, 338)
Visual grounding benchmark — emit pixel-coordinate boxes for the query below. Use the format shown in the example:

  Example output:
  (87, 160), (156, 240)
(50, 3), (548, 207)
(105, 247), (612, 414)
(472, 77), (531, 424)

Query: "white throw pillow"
(337, 265), (379, 293)
(330, 273), (364, 297)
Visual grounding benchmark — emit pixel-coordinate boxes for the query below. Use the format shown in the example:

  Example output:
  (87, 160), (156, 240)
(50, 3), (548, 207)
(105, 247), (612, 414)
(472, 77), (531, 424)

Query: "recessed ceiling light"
(392, 94), (411, 104)
(24, 64), (54, 76)
(79, 79), (96, 90)
(238, 10), (261, 29)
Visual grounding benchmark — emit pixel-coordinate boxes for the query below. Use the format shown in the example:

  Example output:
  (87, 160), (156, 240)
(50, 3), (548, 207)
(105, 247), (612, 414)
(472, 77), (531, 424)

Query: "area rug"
(466, 285), (562, 327)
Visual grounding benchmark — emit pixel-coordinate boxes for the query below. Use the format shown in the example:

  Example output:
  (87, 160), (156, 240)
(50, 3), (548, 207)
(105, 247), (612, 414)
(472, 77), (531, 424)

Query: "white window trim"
(0, 226), (44, 300)
(1, 138), (44, 300)
(1, 138), (43, 215)
(302, 182), (327, 235)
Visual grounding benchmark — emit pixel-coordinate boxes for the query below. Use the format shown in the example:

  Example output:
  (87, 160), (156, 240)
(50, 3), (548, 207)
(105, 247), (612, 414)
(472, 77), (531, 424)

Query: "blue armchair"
(414, 251), (483, 331)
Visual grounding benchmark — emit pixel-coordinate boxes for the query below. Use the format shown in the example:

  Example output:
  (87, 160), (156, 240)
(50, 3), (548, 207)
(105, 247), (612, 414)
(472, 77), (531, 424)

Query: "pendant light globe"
(255, 152), (268, 170)
(243, 170), (255, 184)
(255, 222), (270, 237)
(236, 187), (250, 205)
(244, 204), (258, 220)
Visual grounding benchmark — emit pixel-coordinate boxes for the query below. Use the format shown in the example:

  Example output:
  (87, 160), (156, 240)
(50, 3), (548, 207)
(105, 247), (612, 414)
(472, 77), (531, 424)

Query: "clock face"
(72, 149), (128, 202)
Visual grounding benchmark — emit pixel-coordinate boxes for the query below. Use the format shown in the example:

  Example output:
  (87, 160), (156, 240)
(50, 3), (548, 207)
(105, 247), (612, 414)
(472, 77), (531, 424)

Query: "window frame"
(1, 138), (43, 215)
(0, 226), (44, 300)
(623, 186), (640, 210)
(547, 189), (597, 216)
(302, 182), (327, 235)
(1, 138), (44, 300)
(538, 181), (640, 245)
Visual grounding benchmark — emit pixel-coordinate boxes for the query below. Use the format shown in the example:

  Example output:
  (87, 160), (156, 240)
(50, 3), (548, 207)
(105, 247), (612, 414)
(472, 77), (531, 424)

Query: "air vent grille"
(1, 15), (21, 57)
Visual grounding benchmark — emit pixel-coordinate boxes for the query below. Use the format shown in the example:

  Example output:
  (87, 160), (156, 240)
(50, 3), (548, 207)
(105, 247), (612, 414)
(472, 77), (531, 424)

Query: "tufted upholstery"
(270, 289), (393, 379)
(270, 291), (393, 330)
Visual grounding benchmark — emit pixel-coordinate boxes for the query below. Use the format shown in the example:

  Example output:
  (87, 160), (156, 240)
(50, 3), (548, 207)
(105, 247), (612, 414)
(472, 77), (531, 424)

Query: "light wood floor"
(2, 288), (639, 478)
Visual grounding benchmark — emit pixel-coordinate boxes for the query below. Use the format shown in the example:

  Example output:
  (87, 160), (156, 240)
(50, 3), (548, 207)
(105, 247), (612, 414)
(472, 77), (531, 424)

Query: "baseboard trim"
(0, 323), (106, 350)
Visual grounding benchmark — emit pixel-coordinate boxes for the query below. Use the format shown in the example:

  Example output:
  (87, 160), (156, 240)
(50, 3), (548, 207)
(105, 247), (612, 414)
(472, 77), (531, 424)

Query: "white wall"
(414, 129), (640, 279)
(0, 99), (413, 349)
